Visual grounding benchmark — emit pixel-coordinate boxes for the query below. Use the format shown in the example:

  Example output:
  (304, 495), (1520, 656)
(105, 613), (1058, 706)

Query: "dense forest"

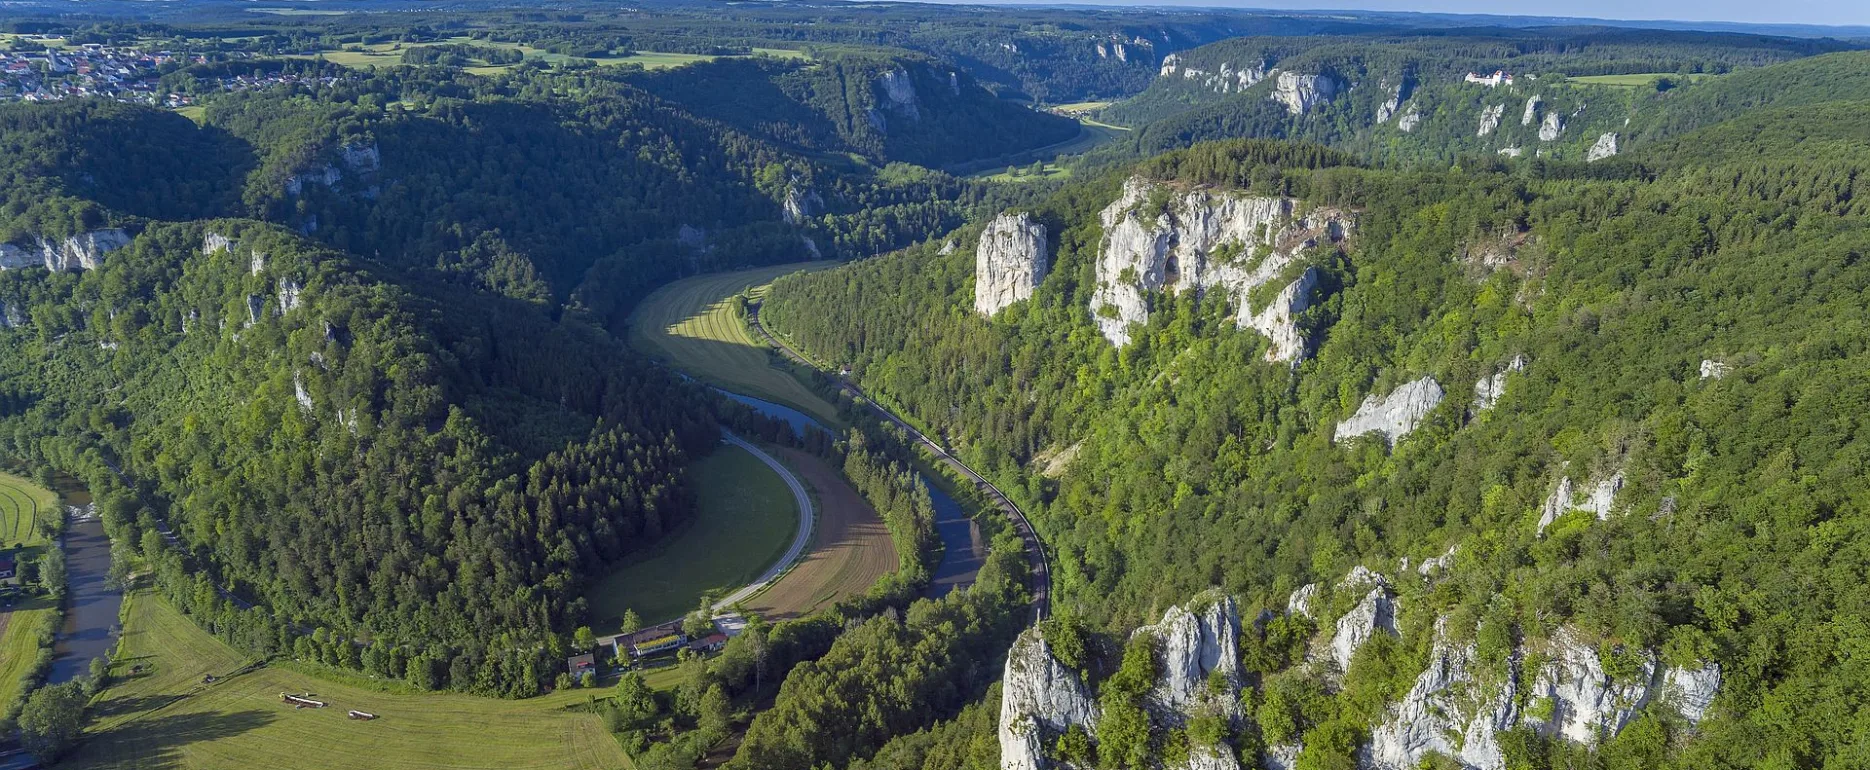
(765, 96), (1870, 766)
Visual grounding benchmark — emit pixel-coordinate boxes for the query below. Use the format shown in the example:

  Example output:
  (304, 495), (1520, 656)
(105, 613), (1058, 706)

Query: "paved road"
(595, 430), (815, 651)
(747, 307), (1051, 622)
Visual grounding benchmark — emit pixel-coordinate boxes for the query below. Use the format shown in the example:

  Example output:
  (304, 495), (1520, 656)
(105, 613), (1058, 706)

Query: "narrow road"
(712, 432), (816, 611)
(595, 430), (815, 651)
(747, 307), (1051, 621)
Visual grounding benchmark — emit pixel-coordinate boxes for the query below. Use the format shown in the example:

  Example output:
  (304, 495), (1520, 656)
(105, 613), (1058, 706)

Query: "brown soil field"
(744, 447), (896, 620)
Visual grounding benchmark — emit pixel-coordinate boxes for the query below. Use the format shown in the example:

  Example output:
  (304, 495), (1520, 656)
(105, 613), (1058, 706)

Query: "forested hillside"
(764, 102), (1870, 767)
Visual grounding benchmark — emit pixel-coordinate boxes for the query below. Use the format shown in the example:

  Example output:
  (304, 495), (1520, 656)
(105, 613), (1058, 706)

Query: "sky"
(1012, 1), (1869, 27)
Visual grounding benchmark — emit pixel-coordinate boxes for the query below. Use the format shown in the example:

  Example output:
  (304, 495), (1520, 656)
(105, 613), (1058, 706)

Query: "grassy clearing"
(966, 119), (1128, 181)
(0, 471), (57, 716)
(584, 443), (798, 629)
(628, 262), (843, 429)
(1049, 100), (1112, 114)
(66, 587), (631, 770)
(1570, 72), (1719, 88)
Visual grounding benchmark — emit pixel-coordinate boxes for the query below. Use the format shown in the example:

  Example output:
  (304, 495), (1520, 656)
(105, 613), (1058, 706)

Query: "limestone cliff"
(1090, 177), (1350, 350)
(1477, 104), (1505, 137)
(1369, 624), (1517, 770)
(1330, 569), (1399, 672)
(975, 212), (1050, 317)
(1245, 268), (1321, 363)
(286, 140), (381, 196)
(1397, 106), (1421, 133)
(782, 184), (824, 225)
(1133, 593), (1242, 722)
(1536, 468), (1624, 533)
(1332, 377), (1444, 445)
(999, 627), (1100, 770)
(1539, 111), (1565, 142)
(1269, 71), (1340, 116)
(1586, 132), (1619, 162)
(0, 229), (132, 272)
(1521, 95), (1542, 127)
(1472, 355), (1528, 414)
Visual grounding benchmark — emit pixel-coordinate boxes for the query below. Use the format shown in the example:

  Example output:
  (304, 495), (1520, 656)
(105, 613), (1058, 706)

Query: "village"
(0, 40), (337, 107)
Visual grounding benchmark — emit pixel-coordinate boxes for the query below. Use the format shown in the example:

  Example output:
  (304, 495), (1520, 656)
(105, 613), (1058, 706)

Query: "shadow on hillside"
(70, 708), (276, 768)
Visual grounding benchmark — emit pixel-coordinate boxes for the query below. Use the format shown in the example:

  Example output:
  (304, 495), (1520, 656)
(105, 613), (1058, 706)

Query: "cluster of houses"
(0, 42), (340, 107)
(565, 616), (740, 678)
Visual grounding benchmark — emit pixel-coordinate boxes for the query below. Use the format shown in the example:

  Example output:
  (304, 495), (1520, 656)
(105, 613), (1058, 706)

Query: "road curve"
(712, 432), (817, 611)
(747, 307), (1051, 622)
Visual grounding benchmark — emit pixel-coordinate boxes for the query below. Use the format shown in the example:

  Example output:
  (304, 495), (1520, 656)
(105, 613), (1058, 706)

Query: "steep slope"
(764, 114), (1870, 766)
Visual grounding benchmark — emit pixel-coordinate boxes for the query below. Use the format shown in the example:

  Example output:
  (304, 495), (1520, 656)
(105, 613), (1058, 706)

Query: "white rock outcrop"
(1586, 132), (1619, 162)
(287, 140), (380, 196)
(0, 301), (21, 329)
(1263, 744), (1302, 770)
(1539, 111), (1565, 142)
(783, 184), (824, 225)
(0, 229), (132, 272)
(1665, 662), (1721, 725)
(1333, 377), (1444, 445)
(1370, 626), (1517, 770)
(1498, 147), (1523, 158)
(1699, 359), (1730, 380)
(1536, 469), (1624, 533)
(1376, 80), (1412, 124)
(1172, 746), (1241, 770)
(1270, 71), (1340, 115)
(878, 68), (920, 120)
(1472, 354), (1528, 413)
(1526, 628), (1657, 744)
(1287, 583), (1318, 618)
(975, 212), (1050, 317)
(246, 295), (265, 327)
(1331, 581), (1400, 673)
(1245, 268), (1321, 363)
(202, 231), (236, 256)
(293, 372), (314, 412)
(1521, 95), (1542, 126)
(1477, 103), (1505, 137)
(1134, 594), (1242, 721)
(1397, 107), (1421, 133)
(1089, 177), (1351, 348)
(999, 627), (1100, 770)
(279, 279), (304, 314)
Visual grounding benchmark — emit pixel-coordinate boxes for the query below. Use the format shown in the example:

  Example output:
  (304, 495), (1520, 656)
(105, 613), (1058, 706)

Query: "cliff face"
(1537, 469), (1625, 533)
(0, 229), (133, 272)
(999, 627), (1101, 770)
(782, 183), (824, 225)
(1587, 132), (1620, 162)
(1539, 111), (1566, 142)
(975, 212), (1051, 317)
(1477, 104), (1505, 137)
(1369, 624), (1517, 770)
(1333, 377), (1444, 445)
(1090, 177), (1350, 353)
(286, 140), (381, 197)
(1472, 355), (1528, 414)
(1270, 71), (1340, 116)
(1134, 593), (1242, 722)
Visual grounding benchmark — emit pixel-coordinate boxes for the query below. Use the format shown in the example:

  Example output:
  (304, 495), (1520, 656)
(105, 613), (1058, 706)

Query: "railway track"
(747, 306), (1052, 622)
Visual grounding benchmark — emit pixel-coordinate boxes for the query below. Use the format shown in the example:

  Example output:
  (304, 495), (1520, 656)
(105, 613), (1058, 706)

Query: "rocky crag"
(974, 212), (1050, 317)
(0, 229), (133, 272)
(1333, 377), (1444, 445)
(1089, 176), (1351, 354)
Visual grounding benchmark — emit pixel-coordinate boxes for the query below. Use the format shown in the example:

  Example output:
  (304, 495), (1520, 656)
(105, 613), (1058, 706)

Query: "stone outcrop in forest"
(1270, 71), (1340, 115)
(1477, 103), (1505, 137)
(0, 229), (132, 272)
(1090, 176), (1350, 350)
(999, 627), (1101, 770)
(1537, 468), (1624, 532)
(1587, 132), (1620, 162)
(1333, 377), (1444, 445)
(1134, 592), (1243, 722)
(975, 212), (1050, 317)
(1472, 355), (1528, 413)
(1539, 110), (1566, 141)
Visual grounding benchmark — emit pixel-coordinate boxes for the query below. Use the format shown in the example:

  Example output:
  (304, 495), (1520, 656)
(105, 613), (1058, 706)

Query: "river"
(48, 508), (123, 684)
(721, 389), (981, 598)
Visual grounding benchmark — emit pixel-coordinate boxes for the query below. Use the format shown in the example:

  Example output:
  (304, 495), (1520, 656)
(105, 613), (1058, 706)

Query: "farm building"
(0, 557), (14, 580)
(618, 627), (686, 659)
(688, 633), (728, 653)
(566, 652), (596, 677)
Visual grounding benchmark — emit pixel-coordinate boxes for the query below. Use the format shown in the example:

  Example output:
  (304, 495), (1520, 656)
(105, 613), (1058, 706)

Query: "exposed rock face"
(1331, 579), (1399, 673)
(246, 295), (265, 326)
(1245, 267), (1320, 363)
(1699, 359), (1731, 379)
(1397, 107), (1421, 133)
(800, 235), (821, 260)
(338, 141), (381, 174)
(1472, 354), (1528, 413)
(1536, 469), (1624, 533)
(1526, 628), (1657, 744)
(877, 68), (920, 120)
(1376, 79), (1413, 124)
(1172, 746), (1241, 770)
(1165, 57), (1269, 95)
(1477, 103), (1505, 137)
(1665, 662), (1722, 725)
(1498, 147), (1523, 158)
(1270, 71), (1339, 115)
(1333, 377), (1444, 445)
(287, 140), (381, 196)
(1369, 626), (1517, 770)
(1090, 177), (1351, 348)
(1521, 95), (1542, 126)
(0, 301), (21, 329)
(278, 279), (304, 314)
(0, 229), (132, 272)
(293, 372), (314, 412)
(782, 184), (824, 225)
(938, 239), (957, 256)
(202, 232), (235, 256)
(1539, 111), (1565, 142)
(1586, 132), (1619, 162)
(1160, 53), (1182, 76)
(1134, 593), (1242, 722)
(975, 212), (1050, 317)
(999, 628), (1100, 770)
(1263, 744), (1302, 770)
(1287, 583), (1318, 618)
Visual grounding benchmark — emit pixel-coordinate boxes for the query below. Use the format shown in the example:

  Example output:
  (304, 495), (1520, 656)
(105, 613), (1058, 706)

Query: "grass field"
(584, 444), (798, 628)
(0, 471), (57, 717)
(628, 262), (843, 429)
(742, 448), (894, 620)
(65, 586), (632, 770)
(1570, 72), (1719, 88)
(295, 37), (805, 74)
(967, 119), (1129, 181)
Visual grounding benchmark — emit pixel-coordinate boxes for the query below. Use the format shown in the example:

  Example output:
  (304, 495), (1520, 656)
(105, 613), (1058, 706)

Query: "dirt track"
(744, 447), (896, 620)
